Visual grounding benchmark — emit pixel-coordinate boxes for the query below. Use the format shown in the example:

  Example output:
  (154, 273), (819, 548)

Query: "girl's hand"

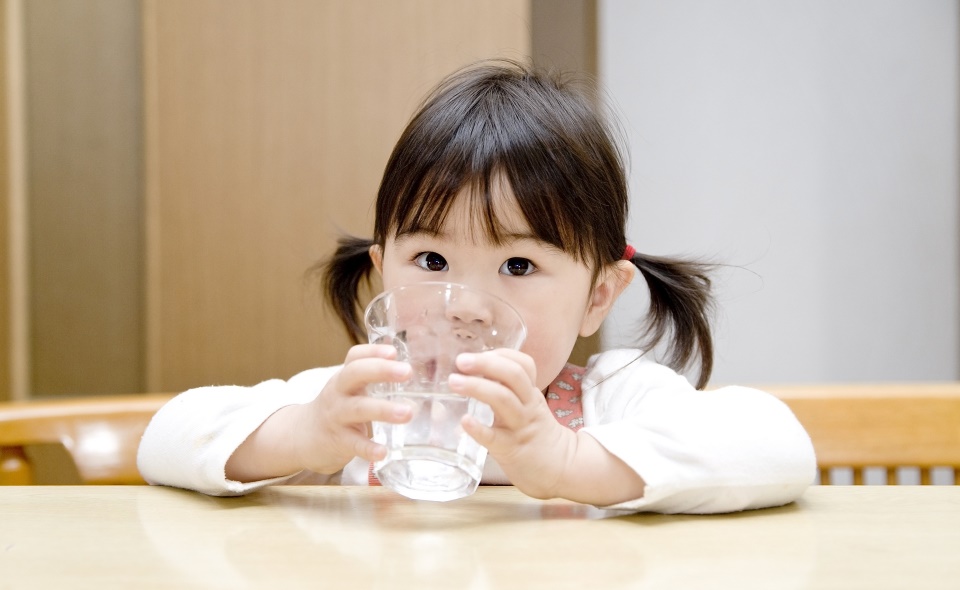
(295, 344), (414, 474)
(448, 349), (577, 499)
(226, 344), (412, 482)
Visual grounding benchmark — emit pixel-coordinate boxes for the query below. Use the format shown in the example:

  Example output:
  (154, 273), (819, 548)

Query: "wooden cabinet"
(2, 0), (553, 398)
(1, 0), (604, 400)
(142, 1), (532, 392)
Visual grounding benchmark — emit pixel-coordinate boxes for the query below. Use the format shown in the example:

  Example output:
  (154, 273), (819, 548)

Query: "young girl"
(138, 60), (815, 513)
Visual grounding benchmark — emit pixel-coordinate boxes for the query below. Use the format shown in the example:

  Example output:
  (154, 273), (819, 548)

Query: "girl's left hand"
(448, 349), (577, 500)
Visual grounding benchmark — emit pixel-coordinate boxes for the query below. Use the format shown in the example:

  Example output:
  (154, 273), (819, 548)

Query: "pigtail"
(630, 253), (715, 390)
(316, 235), (377, 344)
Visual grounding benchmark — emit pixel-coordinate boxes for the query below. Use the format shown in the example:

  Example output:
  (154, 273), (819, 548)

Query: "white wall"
(599, 0), (959, 384)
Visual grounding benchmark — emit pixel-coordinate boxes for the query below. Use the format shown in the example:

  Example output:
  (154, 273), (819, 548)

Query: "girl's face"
(370, 185), (633, 391)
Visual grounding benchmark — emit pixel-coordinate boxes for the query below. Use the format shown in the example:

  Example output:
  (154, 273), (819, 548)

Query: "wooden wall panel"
(1, 0), (28, 402)
(531, 0), (596, 76)
(24, 0), (143, 397)
(144, 1), (531, 392)
(0, 0), (9, 401)
(531, 0), (599, 366)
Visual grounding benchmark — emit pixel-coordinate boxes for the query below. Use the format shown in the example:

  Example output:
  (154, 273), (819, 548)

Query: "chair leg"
(819, 468), (831, 485)
(852, 468), (864, 485)
(0, 446), (35, 485)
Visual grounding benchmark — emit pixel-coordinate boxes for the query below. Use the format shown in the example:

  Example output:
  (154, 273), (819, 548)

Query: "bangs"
(389, 166), (588, 259)
(373, 61), (626, 268)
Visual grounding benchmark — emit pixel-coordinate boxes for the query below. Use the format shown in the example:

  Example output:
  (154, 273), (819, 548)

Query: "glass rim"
(363, 281), (527, 341)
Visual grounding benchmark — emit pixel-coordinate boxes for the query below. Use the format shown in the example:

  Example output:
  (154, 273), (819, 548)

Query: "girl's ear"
(579, 261), (635, 337)
(369, 244), (384, 276)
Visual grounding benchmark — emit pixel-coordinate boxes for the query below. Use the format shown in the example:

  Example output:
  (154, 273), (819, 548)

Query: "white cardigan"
(137, 349), (816, 514)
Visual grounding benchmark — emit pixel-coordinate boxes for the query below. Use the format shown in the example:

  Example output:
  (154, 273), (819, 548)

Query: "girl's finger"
(335, 394), (413, 425)
(344, 432), (388, 463)
(454, 351), (537, 402)
(460, 413), (498, 448)
(343, 343), (398, 363)
(485, 348), (538, 382)
(336, 357), (411, 395)
(448, 373), (528, 430)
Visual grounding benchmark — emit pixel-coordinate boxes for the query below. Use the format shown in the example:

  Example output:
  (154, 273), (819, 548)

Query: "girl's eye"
(500, 257), (537, 276)
(413, 252), (448, 272)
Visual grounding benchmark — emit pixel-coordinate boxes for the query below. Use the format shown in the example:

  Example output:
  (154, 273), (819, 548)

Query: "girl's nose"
(445, 289), (494, 326)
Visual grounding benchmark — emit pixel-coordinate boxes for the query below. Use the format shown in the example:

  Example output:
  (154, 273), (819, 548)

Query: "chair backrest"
(767, 383), (960, 485)
(0, 393), (174, 485)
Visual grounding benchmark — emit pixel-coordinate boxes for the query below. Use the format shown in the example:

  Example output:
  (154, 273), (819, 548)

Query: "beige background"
(1, 0), (597, 401)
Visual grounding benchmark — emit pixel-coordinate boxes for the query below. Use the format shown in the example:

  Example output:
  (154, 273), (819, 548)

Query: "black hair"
(316, 59), (715, 389)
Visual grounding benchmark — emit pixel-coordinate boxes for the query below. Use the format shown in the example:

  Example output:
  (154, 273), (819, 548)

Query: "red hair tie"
(622, 244), (636, 261)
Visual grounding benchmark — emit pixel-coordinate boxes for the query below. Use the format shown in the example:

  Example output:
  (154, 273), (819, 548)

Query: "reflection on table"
(2, 485), (958, 589)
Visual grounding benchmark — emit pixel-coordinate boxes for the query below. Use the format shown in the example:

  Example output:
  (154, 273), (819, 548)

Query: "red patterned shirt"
(544, 363), (585, 431)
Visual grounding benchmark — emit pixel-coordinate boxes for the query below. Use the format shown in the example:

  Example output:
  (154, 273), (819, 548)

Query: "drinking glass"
(365, 282), (526, 501)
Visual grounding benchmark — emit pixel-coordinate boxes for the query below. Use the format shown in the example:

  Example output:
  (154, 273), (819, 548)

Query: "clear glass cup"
(365, 282), (527, 501)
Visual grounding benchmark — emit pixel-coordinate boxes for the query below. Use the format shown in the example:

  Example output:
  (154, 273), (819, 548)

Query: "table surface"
(2, 485), (958, 589)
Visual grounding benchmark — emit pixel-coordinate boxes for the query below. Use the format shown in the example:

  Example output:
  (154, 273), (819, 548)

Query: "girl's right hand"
(226, 344), (411, 483)
(293, 344), (413, 474)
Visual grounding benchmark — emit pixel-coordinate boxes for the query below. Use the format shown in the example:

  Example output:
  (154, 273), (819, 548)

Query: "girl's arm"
(225, 346), (412, 483)
(455, 347), (814, 512)
(136, 373), (333, 496)
(137, 344), (414, 495)
(579, 349), (817, 513)
(453, 349), (646, 506)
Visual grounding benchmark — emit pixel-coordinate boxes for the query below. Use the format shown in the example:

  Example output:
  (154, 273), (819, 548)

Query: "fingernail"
(456, 353), (476, 370)
(376, 344), (397, 358)
(448, 373), (465, 390)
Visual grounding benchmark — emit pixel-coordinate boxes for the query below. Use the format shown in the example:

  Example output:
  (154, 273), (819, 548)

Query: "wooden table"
(2, 486), (958, 589)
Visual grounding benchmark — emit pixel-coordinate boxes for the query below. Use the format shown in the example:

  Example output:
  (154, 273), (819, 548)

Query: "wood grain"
(143, 0), (532, 392)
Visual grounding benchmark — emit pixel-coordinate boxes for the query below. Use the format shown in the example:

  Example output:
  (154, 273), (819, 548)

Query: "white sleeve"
(136, 366), (341, 496)
(579, 350), (816, 514)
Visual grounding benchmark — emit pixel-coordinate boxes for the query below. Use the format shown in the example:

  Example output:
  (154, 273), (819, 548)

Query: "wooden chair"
(767, 383), (960, 485)
(0, 393), (174, 485)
